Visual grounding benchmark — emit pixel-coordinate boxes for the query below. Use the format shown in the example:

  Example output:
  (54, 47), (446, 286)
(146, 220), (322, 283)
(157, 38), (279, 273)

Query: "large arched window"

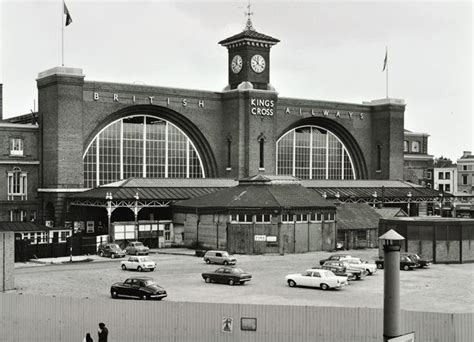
(276, 126), (355, 180)
(83, 115), (205, 188)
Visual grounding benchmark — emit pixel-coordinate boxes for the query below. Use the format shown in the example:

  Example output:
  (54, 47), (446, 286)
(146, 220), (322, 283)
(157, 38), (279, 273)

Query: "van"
(203, 250), (236, 265)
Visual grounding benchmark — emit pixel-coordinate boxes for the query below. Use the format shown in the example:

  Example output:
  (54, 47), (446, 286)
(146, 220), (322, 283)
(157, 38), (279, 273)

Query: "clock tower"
(219, 15), (279, 90)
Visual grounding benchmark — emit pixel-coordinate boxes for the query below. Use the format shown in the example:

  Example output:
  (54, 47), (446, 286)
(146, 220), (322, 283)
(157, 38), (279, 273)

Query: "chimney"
(0, 84), (3, 121)
(463, 151), (471, 158)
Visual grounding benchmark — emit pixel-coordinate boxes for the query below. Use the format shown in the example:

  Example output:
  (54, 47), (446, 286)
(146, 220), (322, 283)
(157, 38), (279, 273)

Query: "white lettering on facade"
(182, 99), (187, 107)
(335, 111), (340, 118)
(250, 98), (274, 117)
(198, 100), (204, 108)
(281, 107), (365, 120)
(93, 92), (99, 101)
(348, 112), (353, 119)
(149, 96), (154, 104)
(166, 98), (170, 106)
(323, 110), (329, 116)
(360, 113), (365, 119)
(285, 107), (291, 115)
(113, 94), (119, 102)
(311, 109), (316, 116)
(132, 95), (136, 103)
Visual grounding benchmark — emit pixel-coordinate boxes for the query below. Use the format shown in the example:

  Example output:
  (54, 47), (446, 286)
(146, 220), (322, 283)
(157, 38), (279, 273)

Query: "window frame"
(7, 168), (28, 200)
(10, 138), (24, 156)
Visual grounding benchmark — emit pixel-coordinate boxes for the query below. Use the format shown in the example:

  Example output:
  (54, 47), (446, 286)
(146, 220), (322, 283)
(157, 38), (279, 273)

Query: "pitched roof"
(219, 28), (280, 46)
(174, 178), (335, 212)
(375, 207), (408, 218)
(336, 204), (381, 230)
(0, 221), (50, 232)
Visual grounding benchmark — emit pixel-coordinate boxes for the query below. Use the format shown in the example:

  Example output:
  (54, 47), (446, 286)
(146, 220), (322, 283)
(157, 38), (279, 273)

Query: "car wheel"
(403, 265), (410, 271)
(366, 269), (372, 275)
(111, 290), (118, 298)
(320, 283), (329, 291)
(223, 261), (229, 266)
(121, 264), (126, 270)
(205, 277), (211, 283)
(205, 259), (210, 264)
(138, 266), (143, 272)
(99, 251), (104, 257)
(111, 253), (115, 259)
(150, 268), (155, 272)
(228, 279), (235, 286)
(377, 263), (383, 269)
(288, 280), (296, 287)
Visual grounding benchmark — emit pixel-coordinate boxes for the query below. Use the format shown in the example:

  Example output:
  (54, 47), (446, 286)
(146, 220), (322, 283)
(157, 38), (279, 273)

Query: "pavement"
(14, 247), (197, 268)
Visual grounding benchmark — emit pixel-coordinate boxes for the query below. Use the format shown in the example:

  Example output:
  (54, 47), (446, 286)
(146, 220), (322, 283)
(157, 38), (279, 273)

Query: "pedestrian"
(98, 322), (108, 342)
(83, 332), (93, 342)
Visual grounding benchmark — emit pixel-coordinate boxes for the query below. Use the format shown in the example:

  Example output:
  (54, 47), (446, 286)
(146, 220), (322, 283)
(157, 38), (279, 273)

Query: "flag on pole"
(382, 48), (387, 71)
(64, 1), (73, 26)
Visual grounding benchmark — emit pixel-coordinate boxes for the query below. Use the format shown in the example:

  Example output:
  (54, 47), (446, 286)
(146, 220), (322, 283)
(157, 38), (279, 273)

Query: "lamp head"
(379, 229), (405, 251)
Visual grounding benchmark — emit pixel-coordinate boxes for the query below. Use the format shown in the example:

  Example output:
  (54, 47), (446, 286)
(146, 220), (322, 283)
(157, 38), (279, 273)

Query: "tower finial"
(244, 1), (255, 31)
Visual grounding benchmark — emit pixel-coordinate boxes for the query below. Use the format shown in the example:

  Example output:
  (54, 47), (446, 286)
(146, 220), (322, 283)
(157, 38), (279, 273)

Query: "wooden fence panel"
(0, 294), (472, 342)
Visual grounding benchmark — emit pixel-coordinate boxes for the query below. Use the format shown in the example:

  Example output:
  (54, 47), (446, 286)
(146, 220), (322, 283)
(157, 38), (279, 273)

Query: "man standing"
(98, 322), (108, 342)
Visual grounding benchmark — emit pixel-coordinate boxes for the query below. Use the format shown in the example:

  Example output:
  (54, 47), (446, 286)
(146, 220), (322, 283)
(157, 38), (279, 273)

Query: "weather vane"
(244, 0), (255, 31)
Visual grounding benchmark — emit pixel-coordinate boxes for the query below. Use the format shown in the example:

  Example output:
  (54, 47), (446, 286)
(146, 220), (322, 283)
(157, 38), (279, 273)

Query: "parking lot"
(12, 249), (474, 313)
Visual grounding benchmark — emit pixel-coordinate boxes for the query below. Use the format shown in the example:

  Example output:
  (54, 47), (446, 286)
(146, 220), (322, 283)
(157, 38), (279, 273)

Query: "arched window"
(83, 115), (205, 188)
(7, 167), (27, 200)
(276, 126), (355, 180)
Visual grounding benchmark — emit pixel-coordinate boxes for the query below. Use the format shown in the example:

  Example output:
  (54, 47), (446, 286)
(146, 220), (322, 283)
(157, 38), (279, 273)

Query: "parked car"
(202, 266), (252, 285)
(97, 243), (125, 258)
(285, 269), (348, 290)
(110, 276), (167, 300)
(375, 255), (419, 270)
(313, 264), (356, 281)
(319, 254), (352, 266)
(341, 257), (377, 275)
(124, 241), (149, 255)
(322, 261), (367, 280)
(402, 253), (432, 268)
(203, 250), (236, 265)
(121, 256), (156, 272)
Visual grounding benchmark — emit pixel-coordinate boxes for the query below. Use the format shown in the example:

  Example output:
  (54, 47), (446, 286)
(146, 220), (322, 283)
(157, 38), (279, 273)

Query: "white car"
(285, 269), (348, 290)
(341, 257), (377, 275)
(121, 256), (156, 272)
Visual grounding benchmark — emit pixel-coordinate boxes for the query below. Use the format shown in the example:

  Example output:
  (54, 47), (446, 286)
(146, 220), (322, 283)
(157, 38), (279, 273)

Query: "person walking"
(98, 322), (108, 342)
(83, 332), (93, 342)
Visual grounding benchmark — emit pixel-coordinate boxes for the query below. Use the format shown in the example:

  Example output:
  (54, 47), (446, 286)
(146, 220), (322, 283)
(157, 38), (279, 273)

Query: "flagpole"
(385, 46), (388, 99)
(61, 0), (64, 66)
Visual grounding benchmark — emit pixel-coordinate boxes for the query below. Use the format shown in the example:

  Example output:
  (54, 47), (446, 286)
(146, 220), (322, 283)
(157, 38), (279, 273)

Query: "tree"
(433, 156), (454, 167)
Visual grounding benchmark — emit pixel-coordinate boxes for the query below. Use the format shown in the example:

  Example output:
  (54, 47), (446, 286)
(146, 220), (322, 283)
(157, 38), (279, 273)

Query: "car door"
(213, 268), (225, 283)
(120, 279), (134, 297)
(214, 252), (222, 264)
(298, 271), (313, 287)
(310, 271), (322, 288)
(129, 279), (141, 297)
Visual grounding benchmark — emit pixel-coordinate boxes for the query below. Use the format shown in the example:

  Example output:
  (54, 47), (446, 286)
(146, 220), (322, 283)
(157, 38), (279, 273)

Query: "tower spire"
(244, 1), (254, 31)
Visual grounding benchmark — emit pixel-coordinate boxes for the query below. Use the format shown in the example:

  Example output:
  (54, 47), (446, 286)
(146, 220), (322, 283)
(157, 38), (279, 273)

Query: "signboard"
(86, 221), (95, 233)
(241, 317), (257, 331)
(254, 235), (266, 242)
(222, 317), (233, 333)
(266, 236), (277, 242)
(387, 332), (415, 342)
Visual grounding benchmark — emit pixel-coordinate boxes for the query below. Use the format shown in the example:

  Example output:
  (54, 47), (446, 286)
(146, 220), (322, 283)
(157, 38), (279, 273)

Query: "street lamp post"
(134, 192), (140, 241)
(106, 192), (114, 242)
(372, 191), (378, 208)
(379, 229), (405, 342)
(407, 191), (412, 217)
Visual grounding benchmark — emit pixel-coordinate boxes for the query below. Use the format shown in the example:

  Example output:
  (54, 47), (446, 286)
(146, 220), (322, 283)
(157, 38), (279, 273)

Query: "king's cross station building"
(1, 16), (456, 255)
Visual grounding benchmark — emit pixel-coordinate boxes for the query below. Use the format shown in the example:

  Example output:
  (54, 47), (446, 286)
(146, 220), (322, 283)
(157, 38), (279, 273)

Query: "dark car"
(312, 264), (356, 281)
(98, 243), (125, 258)
(201, 266), (252, 286)
(319, 254), (352, 266)
(110, 277), (167, 300)
(375, 255), (419, 271)
(320, 260), (367, 280)
(402, 253), (432, 268)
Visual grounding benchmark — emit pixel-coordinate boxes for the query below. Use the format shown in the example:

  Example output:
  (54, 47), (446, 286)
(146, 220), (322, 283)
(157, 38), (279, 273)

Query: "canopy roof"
(0, 221), (50, 232)
(174, 175), (335, 212)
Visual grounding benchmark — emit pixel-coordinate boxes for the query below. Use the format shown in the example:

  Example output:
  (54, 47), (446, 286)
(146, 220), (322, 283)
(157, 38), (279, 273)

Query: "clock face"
(250, 54), (266, 73)
(231, 55), (243, 74)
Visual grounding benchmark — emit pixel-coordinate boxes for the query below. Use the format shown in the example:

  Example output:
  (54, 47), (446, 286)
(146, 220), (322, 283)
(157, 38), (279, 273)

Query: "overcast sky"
(1, 0), (472, 161)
